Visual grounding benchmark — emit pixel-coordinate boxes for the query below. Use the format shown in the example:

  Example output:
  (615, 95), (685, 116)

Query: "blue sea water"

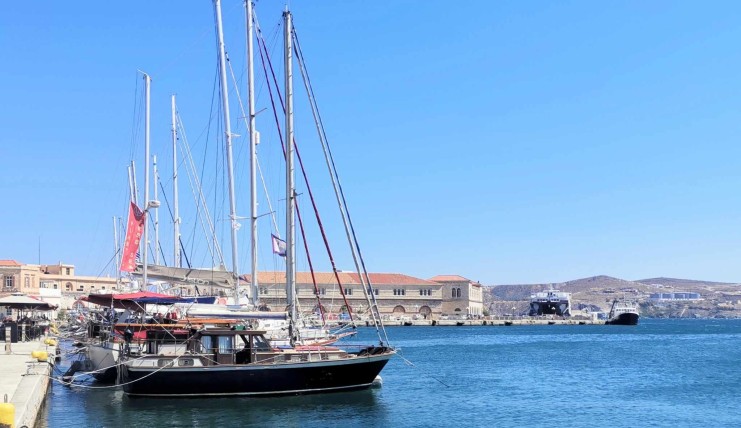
(41, 319), (741, 427)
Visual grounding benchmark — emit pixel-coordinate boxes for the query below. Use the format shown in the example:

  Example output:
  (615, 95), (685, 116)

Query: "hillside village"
(484, 275), (741, 319)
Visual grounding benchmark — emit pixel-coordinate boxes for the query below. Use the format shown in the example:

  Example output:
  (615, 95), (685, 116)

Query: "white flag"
(271, 234), (286, 257)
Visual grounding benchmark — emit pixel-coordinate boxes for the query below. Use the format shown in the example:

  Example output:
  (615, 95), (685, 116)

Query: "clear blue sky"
(3, 1), (741, 285)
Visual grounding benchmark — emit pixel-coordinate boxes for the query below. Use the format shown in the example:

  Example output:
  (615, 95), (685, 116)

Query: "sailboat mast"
(142, 72), (151, 290)
(153, 155), (160, 265)
(284, 9), (297, 344)
(214, 0), (241, 305)
(171, 95), (181, 268)
(113, 216), (120, 289)
(246, 0), (259, 307)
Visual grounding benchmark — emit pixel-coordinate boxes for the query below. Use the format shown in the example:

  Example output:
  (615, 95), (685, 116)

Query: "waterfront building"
(245, 271), (444, 319)
(428, 275), (484, 317)
(1, 259), (483, 320)
(0, 260), (119, 314)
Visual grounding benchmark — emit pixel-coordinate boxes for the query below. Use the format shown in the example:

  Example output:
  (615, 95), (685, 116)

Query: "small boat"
(605, 298), (639, 325)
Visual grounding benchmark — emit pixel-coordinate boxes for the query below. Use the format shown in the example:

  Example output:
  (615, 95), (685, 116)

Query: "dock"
(363, 318), (603, 327)
(0, 338), (57, 428)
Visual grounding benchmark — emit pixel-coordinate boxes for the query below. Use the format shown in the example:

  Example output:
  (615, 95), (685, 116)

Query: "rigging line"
(396, 352), (451, 388)
(178, 116), (222, 268)
(291, 26), (373, 314)
(94, 249), (120, 280)
(225, 43), (282, 246)
(296, 200), (326, 325)
(293, 27), (389, 345)
(255, 20), (356, 327)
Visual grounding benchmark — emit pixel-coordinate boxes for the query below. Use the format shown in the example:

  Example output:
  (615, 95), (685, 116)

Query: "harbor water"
(41, 319), (741, 427)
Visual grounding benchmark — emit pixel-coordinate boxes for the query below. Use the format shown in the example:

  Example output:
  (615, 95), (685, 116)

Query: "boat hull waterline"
(121, 353), (393, 397)
(605, 312), (639, 326)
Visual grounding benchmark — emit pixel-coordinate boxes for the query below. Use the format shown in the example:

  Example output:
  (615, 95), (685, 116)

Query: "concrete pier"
(361, 318), (603, 327)
(0, 339), (56, 428)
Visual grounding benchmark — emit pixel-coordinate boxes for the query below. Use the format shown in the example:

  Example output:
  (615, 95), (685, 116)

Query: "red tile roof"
(0, 260), (21, 267)
(243, 271), (439, 286)
(429, 275), (470, 282)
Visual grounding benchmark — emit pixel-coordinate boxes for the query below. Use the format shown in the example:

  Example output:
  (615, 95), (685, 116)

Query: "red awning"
(83, 291), (173, 309)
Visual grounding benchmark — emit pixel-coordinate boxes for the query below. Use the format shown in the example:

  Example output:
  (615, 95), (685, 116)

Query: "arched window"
(456, 288), (462, 298)
(451, 288), (456, 298)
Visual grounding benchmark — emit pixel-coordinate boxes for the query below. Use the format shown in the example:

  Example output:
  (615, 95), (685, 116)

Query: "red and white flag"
(120, 202), (146, 272)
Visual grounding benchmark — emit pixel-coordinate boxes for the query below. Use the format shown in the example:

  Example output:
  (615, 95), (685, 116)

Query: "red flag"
(120, 202), (146, 272)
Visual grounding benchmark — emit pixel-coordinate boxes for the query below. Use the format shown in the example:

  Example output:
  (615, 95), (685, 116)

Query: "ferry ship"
(528, 289), (571, 316)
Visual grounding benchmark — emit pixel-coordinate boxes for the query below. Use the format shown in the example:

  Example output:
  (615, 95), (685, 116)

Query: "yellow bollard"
(0, 394), (14, 428)
(31, 351), (48, 362)
(43, 338), (57, 347)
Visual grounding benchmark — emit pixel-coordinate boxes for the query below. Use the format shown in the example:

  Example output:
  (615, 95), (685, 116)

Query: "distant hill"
(636, 277), (737, 288)
(487, 275), (647, 301)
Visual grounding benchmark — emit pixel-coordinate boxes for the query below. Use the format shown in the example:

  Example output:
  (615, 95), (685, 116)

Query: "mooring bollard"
(0, 393), (14, 428)
(3, 327), (10, 354)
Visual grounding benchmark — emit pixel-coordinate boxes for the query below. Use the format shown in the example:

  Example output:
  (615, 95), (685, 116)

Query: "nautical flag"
(271, 234), (286, 257)
(121, 202), (146, 272)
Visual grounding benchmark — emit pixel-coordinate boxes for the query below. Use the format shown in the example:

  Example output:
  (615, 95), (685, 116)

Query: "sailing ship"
(118, 2), (393, 397)
(605, 298), (640, 325)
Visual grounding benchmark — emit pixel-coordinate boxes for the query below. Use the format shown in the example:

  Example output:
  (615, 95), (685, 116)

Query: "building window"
(66, 282), (72, 291)
(65, 268), (71, 275)
(457, 288), (462, 298)
(77, 285), (84, 292)
(451, 289), (456, 298)
(5, 276), (14, 288)
(24, 277), (30, 288)
(53, 284), (58, 289)
(345, 288), (352, 295)
(374, 289), (379, 296)
(5, 307), (11, 316)
(320, 288), (326, 295)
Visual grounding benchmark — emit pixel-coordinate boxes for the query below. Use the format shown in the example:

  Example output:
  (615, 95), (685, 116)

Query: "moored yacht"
(119, 327), (393, 397)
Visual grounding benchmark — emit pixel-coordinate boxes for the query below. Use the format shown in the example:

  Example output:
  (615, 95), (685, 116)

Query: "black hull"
(92, 367), (117, 383)
(605, 313), (639, 326)
(121, 354), (392, 397)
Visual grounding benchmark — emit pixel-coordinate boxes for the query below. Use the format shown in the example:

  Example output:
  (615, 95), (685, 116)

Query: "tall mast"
(284, 9), (297, 344)
(113, 216), (120, 289)
(214, 0), (241, 305)
(171, 95), (181, 268)
(153, 155), (160, 265)
(142, 72), (151, 290)
(245, 0), (258, 307)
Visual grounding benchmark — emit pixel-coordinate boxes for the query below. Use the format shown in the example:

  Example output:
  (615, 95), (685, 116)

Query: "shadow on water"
(43, 373), (389, 428)
(124, 388), (387, 426)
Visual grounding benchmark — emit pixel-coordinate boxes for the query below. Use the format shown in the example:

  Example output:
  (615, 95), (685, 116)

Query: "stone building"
(429, 275), (485, 317)
(0, 260), (119, 299)
(246, 271), (444, 319)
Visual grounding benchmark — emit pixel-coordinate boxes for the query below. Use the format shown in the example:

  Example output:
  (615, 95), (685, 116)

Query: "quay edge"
(0, 339), (56, 428)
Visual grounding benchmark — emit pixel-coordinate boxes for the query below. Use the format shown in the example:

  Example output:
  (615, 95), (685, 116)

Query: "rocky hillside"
(484, 275), (741, 318)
